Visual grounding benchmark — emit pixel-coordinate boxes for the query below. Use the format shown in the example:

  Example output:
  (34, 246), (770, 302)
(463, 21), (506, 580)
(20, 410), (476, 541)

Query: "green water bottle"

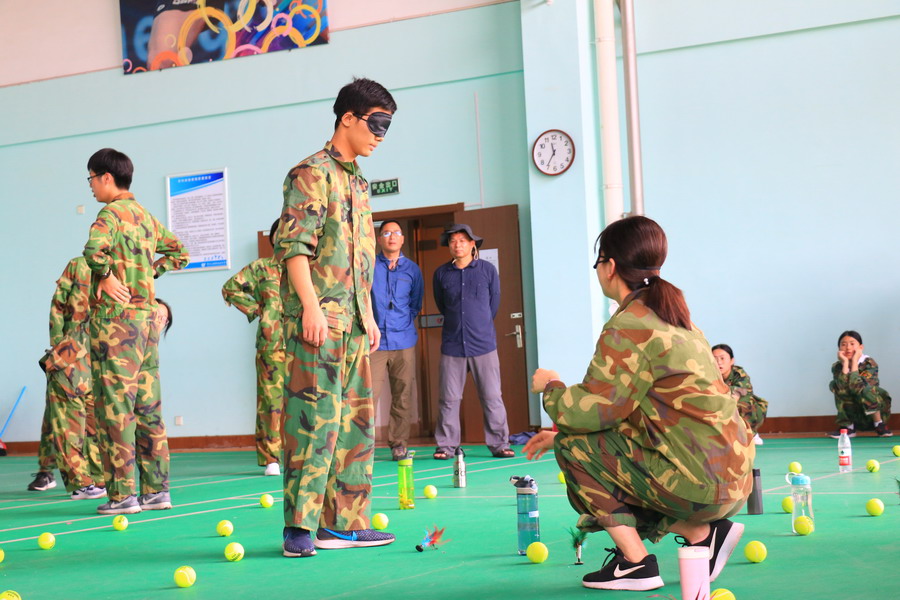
(398, 450), (416, 510)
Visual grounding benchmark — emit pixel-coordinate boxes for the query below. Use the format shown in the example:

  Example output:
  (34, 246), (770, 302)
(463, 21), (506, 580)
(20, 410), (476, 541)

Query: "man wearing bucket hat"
(432, 224), (513, 460)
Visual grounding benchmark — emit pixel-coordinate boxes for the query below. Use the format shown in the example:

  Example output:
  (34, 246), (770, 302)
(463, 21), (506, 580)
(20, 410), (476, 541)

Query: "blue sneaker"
(283, 527), (317, 557)
(313, 527), (395, 549)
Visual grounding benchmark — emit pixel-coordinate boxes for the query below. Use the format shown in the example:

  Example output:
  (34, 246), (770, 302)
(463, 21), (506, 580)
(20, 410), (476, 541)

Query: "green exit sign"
(371, 178), (400, 196)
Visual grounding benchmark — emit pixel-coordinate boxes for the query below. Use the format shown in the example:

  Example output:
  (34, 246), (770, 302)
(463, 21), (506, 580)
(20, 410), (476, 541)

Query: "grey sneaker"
(313, 527), (395, 549)
(138, 491), (172, 510)
(28, 471), (57, 491)
(71, 485), (107, 500)
(97, 495), (141, 515)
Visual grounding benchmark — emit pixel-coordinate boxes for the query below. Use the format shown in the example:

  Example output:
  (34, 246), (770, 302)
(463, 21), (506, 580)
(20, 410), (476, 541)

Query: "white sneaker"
(71, 485), (108, 500)
(264, 463), (281, 476)
(753, 434), (764, 446)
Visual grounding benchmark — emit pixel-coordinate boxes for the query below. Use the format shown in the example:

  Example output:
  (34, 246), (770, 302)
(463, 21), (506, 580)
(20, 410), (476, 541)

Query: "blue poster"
(167, 169), (230, 272)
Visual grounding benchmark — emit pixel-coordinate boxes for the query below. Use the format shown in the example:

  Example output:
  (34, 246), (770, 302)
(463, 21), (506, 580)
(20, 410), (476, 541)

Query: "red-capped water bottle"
(838, 428), (852, 473)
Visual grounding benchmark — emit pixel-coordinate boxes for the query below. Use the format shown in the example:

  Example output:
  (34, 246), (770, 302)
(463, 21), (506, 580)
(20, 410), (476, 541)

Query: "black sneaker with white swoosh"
(582, 547), (664, 591)
(684, 518), (745, 582)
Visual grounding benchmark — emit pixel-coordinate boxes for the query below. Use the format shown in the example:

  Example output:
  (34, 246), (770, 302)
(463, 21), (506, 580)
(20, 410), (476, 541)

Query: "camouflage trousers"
(835, 388), (892, 429)
(91, 318), (170, 502)
(282, 319), (373, 531)
(255, 349), (285, 466)
(555, 429), (748, 543)
(37, 378), (103, 492)
(737, 395), (768, 435)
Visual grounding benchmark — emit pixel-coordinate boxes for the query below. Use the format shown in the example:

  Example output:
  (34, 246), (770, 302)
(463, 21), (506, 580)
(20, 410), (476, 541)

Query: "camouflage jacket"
(274, 143), (375, 332)
(222, 257), (285, 355)
(830, 356), (885, 404)
(543, 292), (754, 504)
(83, 194), (188, 319)
(724, 365), (753, 399)
(49, 257), (92, 347)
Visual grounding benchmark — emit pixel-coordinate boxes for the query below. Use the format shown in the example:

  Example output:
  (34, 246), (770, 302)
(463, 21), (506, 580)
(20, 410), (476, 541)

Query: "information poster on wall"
(167, 169), (230, 273)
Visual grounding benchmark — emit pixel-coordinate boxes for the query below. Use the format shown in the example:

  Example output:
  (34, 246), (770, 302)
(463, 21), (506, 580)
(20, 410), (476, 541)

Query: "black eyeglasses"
(593, 255), (611, 269)
(87, 173), (104, 183)
(354, 111), (392, 137)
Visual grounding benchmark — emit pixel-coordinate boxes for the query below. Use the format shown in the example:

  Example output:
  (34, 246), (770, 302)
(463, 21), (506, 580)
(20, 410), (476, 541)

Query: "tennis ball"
(526, 541), (549, 564)
(711, 589), (736, 600)
(788, 461), (802, 474)
(892, 445), (900, 457)
(557, 471), (566, 484)
(423, 485), (438, 499)
(744, 540), (767, 563)
(794, 516), (814, 535)
(216, 520), (234, 537)
(866, 498), (885, 516)
(0, 548), (4, 564)
(37, 532), (56, 550)
(173, 565), (196, 588)
(259, 493), (274, 508)
(866, 459), (880, 473)
(224, 542), (244, 562)
(372, 513), (389, 530)
(781, 496), (794, 513)
(0, 591), (22, 600)
(112, 515), (129, 531)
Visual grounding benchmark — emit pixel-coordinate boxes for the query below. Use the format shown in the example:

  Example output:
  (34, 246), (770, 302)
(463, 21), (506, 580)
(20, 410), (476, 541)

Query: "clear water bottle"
(790, 473), (814, 533)
(398, 451), (415, 510)
(453, 448), (466, 488)
(838, 428), (852, 473)
(510, 475), (540, 555)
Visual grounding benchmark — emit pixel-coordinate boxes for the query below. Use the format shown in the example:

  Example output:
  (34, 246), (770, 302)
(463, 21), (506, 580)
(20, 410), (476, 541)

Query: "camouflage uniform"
(274, 142), (376, 532)
(829, 357), (892, 430)
(222, 257), (286, 466)
(543, 292), (755, 543)
(37, 257), (103, 492)
(84, 193), (188, 502)
(724, 365), (768, 435)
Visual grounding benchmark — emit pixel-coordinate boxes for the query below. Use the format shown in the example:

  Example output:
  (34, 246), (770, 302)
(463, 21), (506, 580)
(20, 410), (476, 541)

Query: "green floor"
(1, 438), (897, 599)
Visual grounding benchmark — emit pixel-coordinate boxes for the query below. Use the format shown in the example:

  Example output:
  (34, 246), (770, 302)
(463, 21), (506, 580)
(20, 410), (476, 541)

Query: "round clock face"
(532, 129), (575, 176)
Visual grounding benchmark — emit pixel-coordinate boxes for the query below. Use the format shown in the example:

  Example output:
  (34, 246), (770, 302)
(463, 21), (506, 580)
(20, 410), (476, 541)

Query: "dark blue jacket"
(372, 253), (423, 351)
(433, 259), (500, 357)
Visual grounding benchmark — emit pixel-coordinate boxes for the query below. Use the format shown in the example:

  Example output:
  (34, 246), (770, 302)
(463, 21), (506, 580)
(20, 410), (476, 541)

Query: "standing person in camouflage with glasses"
(274, 78), (398, 557)
(29, 256), (105, 499)
(222, 219), (286, 477)
(83, 148), (188, 515)
(524, 216), (754, 592)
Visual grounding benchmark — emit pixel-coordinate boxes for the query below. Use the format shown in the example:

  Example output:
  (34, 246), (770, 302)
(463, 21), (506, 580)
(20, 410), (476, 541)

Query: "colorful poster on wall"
(167, 169), (230, 273)
(119, 1), (328, 74)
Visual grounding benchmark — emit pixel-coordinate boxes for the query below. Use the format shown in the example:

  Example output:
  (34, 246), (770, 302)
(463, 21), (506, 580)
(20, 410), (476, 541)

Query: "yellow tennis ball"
(112, 515), (129, 531)
(866, 498), (885, 516)
(526, 541), (549, 564)
(216, 520), (234, 537)
(557, 471), (566, 484)
(37, 532), (55, 550)
(224, 542), (245, 562)
(0, 548), (5, 564)
(174, 565), (196, 588)
(781, 496), (794, 513)
(866, 459), (880, 473)
(711, 589), (736, 600)
(0, 591), (22, 600)
(788, 461), (802, 474)
(259, 494), (274, 508)
(744, 540), (767, 563)
(794, 516), (814, 535)
(423, 485), (438, 499)
(892, 445), (900, 457)
(372, 513), (389, 530)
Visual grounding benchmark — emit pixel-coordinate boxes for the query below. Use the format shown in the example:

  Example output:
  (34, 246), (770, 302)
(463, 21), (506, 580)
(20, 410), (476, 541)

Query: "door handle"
(505, 324), (523, 349)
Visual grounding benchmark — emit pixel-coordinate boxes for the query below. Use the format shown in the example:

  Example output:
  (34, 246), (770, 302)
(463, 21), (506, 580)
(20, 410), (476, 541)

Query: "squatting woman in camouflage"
(711, 343), (768, 445)
(525, 216), (755, 592)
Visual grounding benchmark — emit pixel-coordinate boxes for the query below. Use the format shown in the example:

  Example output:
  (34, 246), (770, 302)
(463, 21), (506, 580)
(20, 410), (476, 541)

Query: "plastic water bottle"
(510, 475), (540, 555)
(747, 468), (763, 515)
(790, 473), (814, 533)
(453, 448), (466, 488)
(838, 428), (852, 473)
(398, 451), (415, 510)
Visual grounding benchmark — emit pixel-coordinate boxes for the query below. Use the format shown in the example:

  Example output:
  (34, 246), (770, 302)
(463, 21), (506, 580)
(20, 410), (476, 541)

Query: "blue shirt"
(433, 259), (500, 357)
(372, 252), (424, 351)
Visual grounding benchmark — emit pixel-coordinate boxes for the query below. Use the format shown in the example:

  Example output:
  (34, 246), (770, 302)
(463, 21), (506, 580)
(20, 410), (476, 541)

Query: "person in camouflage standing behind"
(83, 148), (188, 515)
(28, 256), (106, 499)
(524, 216), (754, 592)
(827, 330), (892, 438)
(275, 78), (397, 557)
(712, 344), (768, 445)
(222, 219), (285, 476)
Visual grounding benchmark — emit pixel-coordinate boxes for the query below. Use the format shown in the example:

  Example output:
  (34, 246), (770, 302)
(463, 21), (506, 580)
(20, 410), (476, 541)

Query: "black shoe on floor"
(875, 422), (893, 437)
(283, 527), (317, 557)
(828, 425), (856, 439)
(691, 519), (745, 582)
(582, 547), (664, 591)
(27, 471), (57, 491)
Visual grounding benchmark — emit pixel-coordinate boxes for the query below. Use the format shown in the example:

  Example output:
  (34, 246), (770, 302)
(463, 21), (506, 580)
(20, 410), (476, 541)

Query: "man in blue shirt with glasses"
(371, 220), (424, 461)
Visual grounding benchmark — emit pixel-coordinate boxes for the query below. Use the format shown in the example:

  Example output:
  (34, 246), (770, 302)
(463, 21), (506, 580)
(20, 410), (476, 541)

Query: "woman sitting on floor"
(828, 330), (892, 438)
(712, 343), (768, 446)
